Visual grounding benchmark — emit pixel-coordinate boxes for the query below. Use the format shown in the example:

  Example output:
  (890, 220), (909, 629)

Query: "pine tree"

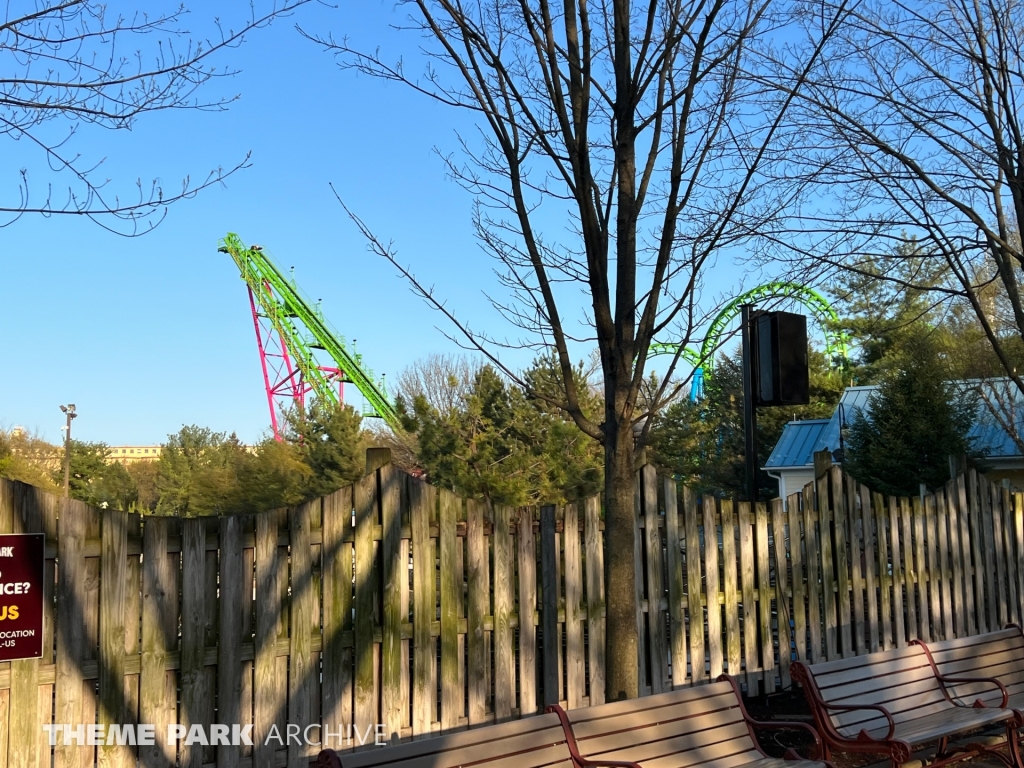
(845, 333), (977, 496)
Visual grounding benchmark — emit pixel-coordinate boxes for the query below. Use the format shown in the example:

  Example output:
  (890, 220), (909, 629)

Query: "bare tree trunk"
(324, 0), (850, 701)
(603, 399), (639, 701)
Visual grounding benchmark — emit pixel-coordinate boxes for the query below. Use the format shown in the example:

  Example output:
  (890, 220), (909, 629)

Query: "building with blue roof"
(764, 381), (1024, 501)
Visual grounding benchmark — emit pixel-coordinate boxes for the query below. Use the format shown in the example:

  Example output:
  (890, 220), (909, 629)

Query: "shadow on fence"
(0, 450), (1021, 767)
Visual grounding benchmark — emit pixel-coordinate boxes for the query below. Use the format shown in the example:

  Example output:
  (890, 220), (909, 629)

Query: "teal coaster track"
(651, 282), (848, 400)
(220, 233), (398, 439)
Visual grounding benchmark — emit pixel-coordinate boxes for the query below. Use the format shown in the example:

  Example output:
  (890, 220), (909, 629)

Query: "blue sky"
(0, 1), (782, 446)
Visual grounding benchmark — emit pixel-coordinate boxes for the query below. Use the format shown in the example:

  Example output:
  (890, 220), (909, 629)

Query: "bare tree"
(395, 353), (480, 419)
(308, 0), (847, 699)
(2, 0), (311, 234)
(762, 0), (1024, 445)
(365, 353), (480, 474)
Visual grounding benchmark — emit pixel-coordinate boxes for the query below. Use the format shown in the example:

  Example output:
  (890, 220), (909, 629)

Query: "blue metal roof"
(962, 379), (1023, 458)
(764, 380), (1024, 470)
(764, 419), (830, 469)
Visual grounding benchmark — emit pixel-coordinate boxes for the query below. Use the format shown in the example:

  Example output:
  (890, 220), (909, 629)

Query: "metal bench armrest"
(546, 704), (643, 768)
(717, 673), (824, 759)
(936, 674), (1010, 708)
(912, 638), (1012, 709)
(815, 701), (896, 742)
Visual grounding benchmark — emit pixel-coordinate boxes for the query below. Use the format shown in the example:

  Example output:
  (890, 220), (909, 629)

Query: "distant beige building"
(108, 446), (162, 464)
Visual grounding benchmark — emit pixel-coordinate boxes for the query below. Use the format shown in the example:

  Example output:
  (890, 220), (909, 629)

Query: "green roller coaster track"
(650, 281), (848, 393)
(220, 233), (399, 430)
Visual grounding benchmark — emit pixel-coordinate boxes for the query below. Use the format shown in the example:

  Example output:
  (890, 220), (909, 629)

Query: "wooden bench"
(314, 711), (641, 768)
(549, 675), (830, 768)
(792, 644), (1023, 768)
(914, 626), (1024, 712)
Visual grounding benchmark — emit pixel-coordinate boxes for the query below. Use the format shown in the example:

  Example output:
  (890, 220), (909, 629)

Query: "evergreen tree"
(649, 348), (843, 498)
(127, 460), (160, 512)
(397, 358), (603, 505)
(285, 400), (365, 499)
(65, 442), (138, 510)
(155, 426), (249, 516)
(239, 437), (313, 510)
(845, 333), (978, 496)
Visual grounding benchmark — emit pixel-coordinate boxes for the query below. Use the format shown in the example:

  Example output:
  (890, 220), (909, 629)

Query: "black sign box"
(0, 534), (44, 661)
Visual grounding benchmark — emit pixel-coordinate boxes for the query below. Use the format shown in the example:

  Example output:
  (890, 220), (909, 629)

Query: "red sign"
(0, 534), (44, 661)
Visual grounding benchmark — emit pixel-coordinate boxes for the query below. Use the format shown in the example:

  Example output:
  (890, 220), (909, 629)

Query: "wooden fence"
(0, 456), (1021, 768)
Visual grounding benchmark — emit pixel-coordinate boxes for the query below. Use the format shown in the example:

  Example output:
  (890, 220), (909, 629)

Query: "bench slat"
(564, 679), (822, 768)
(569, 692), (743, 740)
(573, 701), (746, 742)
(568, 681), (736, 725)
(816, 665), (939, 701)
(862, 706), (1012, 746)
(935, 646), (1024, 670)
(922, 627), (1024, 718)
(338, 713), (567, 768)
(928, 629), (1022, 654)
(399, 743), (576, 768)
(831, 696), (957, 732)
(810, 649), (932, 683)
(940, 657), (1024, 685)
(611, 746), (766, 768)
(584, 720), (752, 762)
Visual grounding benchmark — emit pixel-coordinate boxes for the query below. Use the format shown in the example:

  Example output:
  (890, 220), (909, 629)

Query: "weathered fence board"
(683, 487), (705, 684)
(492, 503), (513, 721)
(584, 495), (605, 705)
(770, 498), (791, 689)
(859, 485), (879, 654)
(787, 492), (806, 664)
(703, 496), (723, 680)
(755, 502), (774, 692)
(516, 506), (537, 715)
(565, 502), (585, 707)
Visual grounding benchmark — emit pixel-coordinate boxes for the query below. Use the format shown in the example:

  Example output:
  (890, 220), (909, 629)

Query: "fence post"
(540, 505), (559, 708)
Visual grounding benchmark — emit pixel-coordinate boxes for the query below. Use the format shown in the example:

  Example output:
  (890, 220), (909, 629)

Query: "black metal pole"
(741, 304), (758, 502)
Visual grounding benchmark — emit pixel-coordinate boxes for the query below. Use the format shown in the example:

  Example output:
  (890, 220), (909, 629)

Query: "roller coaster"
(220, 233), (398, 440)
(651, 282), (849, 400)
(222, 234), (846, 434)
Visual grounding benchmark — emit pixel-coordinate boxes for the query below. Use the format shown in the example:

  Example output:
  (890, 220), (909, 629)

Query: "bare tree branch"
(758, 0), (1024, 441)
(1, 0), (313, 234)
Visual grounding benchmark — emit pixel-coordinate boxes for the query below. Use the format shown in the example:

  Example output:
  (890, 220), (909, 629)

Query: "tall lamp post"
(59, 404), (77, 498)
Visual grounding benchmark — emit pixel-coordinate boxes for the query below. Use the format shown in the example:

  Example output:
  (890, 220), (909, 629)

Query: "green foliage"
(284, 401), (365, 499)
(0, 402), (367, 516)
(830, 242), (948, 381)
(844, 333), (978, 496)
(237, 438), (313, 511)
(0, 430), (60, 492)
(829, 240), (1024, 385)
(57, 441), (138, 510)
(148, 402), (364, 516)
(397, 357), (603, 505)
(127, 460), (159, 511)
(649, 348), (843, 499)
(155, 426), (249, 516)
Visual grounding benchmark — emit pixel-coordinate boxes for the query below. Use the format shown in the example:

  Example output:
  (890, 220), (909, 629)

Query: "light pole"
(59, 404), (77, 498)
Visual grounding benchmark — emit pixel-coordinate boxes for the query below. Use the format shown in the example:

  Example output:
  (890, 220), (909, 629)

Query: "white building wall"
(774, 470), (815, 505)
